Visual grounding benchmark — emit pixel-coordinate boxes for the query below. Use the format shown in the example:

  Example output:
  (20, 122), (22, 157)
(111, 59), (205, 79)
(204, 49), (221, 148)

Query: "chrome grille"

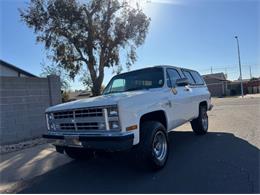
(53, 108), (103, 119)
(75, 108), (103, 117)
(51, 107), (106, 131)
(59, 122), (99, 130)
(77, 122), (99, 130)
(53, 111), (73, 119)
(60, 123), (75, 130)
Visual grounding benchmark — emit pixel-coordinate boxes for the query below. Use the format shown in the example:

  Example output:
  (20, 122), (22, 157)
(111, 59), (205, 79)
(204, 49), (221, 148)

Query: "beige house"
(0, 59), (37, 77)
(203, 73), (230, 97)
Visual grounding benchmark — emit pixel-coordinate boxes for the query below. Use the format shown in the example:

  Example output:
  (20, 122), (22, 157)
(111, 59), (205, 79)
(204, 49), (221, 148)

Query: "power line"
(197, 65), (260, 73)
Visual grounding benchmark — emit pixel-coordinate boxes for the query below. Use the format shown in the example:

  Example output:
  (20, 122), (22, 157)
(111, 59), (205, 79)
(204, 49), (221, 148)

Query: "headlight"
(109, 121), (120, 130)
(46, 113), (55, 130)
(98, 122), (106, 130)
(45, 114), (50, 130)
(107, 106), (120, 130)
(107, 106), (118, 117)
(48, 113), (54, 120)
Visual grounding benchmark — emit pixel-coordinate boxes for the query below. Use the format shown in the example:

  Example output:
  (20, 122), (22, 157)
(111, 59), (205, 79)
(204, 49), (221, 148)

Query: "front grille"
(77, 122), (99, 130)
(53, 111), (73, 119)
(53, 108), (103, 119)
(60, 122), (99, 131)
(75, 108), (103, 117)
(51, 107), (106, 131)
(60, 123), (75, 130)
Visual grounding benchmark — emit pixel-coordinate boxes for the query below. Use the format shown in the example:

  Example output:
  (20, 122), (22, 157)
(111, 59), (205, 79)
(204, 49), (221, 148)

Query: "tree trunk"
(91, 79), (102, 96)
(90, 47), (105, 97)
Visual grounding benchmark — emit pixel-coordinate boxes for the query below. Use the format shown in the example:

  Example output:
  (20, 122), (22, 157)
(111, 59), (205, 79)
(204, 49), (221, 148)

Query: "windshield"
(103, 68), (164, 95)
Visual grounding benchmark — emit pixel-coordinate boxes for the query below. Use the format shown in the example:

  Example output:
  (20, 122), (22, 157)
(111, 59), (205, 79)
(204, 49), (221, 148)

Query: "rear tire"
(191, 105), (208, 135)
(137, 121), (169, 170)
(65, 147), (95, 160)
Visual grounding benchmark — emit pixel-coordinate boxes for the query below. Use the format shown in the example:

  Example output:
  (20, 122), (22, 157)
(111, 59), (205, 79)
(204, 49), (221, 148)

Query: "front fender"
(118, 100), (169, 145)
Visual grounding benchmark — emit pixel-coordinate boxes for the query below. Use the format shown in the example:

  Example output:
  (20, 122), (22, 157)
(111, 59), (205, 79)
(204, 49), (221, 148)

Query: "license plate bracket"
(65, 135), (81, 146)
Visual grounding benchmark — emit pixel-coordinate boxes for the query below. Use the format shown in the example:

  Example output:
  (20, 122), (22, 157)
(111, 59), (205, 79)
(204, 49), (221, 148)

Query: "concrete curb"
(0, 138), (53, 155)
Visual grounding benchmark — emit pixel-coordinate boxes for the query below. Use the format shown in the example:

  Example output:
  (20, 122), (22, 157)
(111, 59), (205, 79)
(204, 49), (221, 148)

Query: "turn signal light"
(126, 125), (138, 131)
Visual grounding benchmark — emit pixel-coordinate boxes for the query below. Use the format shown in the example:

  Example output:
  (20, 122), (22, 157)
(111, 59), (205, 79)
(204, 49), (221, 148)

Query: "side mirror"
(176, 78), (189, 87)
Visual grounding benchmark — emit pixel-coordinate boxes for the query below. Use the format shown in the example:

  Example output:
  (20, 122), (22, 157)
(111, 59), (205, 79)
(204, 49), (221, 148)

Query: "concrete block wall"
(0, 75), (61, 145)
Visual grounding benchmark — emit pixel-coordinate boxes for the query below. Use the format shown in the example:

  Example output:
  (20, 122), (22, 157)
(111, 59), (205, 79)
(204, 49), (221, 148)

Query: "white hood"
(46, 90), (153, 112)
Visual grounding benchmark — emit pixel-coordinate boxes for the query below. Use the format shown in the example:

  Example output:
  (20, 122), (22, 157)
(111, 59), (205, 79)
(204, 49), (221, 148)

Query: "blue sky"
(0, 0), (259, 90)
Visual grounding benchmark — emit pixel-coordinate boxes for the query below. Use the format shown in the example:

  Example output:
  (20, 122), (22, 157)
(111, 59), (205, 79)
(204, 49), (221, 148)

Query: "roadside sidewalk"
(0, 144), (71, 193)
(238, 93), (260, 98)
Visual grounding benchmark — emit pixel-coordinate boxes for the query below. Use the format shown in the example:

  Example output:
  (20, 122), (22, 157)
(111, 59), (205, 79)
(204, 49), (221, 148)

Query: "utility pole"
(235, 36), (244, 97)
(211, 66), (213, 74)
(249, 65), (252, 79)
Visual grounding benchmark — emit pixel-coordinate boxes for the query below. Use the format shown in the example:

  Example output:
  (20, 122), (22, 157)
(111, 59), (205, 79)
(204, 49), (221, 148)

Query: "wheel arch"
(199, 100), (208, 110)
(139, 110), (168, 131)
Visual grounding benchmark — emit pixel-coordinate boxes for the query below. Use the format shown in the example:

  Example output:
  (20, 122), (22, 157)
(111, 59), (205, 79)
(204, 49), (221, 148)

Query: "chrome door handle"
(184, 86), (191, 91)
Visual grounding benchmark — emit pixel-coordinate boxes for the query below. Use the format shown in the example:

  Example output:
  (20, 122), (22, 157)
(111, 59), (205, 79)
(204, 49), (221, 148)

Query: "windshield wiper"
(125, 87), (149, 92)
(104, 87), (149, 95)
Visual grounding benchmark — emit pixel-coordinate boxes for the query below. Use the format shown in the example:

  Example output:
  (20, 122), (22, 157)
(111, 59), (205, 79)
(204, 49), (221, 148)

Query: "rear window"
(190, 71), (205, 85)
(182, 70), (195, 84)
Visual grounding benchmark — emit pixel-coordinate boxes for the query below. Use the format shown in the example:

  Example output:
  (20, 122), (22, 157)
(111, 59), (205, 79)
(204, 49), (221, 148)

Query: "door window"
(166, 68), (181, 87)
(190, 71), (205, 85)
(182, 70), (195, 85)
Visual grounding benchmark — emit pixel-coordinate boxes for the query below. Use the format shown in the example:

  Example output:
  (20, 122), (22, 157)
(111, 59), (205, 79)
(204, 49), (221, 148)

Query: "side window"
(190, 71), (205, 85)
(182, 70), (195, 85)
(166, 68), (181, 87)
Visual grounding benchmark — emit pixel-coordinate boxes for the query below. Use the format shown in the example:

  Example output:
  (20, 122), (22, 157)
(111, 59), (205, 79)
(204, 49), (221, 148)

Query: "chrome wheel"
(152, 131), (167, 161)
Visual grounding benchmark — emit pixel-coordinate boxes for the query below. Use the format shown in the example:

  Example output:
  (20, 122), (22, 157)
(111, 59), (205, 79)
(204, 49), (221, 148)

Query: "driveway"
(2, 97), (260, 193)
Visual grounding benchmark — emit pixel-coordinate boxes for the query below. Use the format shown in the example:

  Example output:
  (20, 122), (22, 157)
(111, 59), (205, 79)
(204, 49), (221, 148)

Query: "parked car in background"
(43, 65), (213, 170)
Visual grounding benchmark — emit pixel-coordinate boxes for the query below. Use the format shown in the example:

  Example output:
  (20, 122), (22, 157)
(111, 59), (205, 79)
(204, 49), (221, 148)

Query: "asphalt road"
(19, 97), (260, 193)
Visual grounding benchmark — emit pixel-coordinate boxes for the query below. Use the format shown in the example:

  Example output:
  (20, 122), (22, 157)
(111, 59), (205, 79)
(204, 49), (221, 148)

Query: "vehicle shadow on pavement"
(19, 131), (260, 194)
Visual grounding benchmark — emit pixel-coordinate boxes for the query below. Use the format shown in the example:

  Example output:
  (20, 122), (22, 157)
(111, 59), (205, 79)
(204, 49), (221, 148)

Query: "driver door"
(166, 68), (192, 130)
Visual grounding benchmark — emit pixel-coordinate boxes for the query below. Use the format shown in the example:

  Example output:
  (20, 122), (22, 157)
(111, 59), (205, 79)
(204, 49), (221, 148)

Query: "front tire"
(191, 105), (208, 135)
(137, 121), (169, 170)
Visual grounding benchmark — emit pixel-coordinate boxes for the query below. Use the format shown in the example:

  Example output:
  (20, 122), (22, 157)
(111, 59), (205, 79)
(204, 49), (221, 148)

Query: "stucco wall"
(0, 75), (61, 145)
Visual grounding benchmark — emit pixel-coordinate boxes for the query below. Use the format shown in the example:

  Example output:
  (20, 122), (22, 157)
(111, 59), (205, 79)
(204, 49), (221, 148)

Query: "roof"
(117, 65), (199, 76)
(0, 59), (37, 77)
(203, 72), (228, 81)
(153, 65), (198, 72)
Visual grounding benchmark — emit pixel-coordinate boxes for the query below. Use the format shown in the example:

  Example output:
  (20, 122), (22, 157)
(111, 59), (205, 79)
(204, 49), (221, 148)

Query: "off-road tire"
(65, 147), (95, 160)
(137, 121), (169, 170)
(191, 105), (208, 135)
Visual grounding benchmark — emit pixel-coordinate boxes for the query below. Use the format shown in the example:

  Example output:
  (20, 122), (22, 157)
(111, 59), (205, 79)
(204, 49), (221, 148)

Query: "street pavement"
(0, 144), (72, 193)
(1, 96), (260, 193)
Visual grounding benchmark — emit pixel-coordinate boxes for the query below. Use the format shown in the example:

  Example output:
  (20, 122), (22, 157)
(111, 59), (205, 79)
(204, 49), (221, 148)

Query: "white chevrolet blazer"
(43, 65), (213, 169)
